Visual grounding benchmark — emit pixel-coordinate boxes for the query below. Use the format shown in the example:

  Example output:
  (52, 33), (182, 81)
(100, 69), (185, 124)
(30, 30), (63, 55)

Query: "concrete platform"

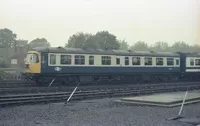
(177, 117), (200, 125)
(117, 90), (200, 107)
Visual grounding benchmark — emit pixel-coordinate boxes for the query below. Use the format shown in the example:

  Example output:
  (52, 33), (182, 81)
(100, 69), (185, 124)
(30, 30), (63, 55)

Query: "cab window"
(25, 53), (32, 64)
(25, 53), (39, 63)
(31, 54), (39, 63)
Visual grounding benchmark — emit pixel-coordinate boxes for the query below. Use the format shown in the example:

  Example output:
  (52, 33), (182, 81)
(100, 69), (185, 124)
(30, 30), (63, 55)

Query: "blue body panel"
(186, 67), (200, 69)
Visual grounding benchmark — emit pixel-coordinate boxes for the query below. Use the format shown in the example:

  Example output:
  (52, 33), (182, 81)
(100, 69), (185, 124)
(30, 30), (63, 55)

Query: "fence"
(0, 68), (23, 80)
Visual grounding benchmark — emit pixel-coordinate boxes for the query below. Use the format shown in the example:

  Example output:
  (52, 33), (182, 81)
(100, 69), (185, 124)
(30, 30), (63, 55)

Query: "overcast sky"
(1, 0), (200, 47)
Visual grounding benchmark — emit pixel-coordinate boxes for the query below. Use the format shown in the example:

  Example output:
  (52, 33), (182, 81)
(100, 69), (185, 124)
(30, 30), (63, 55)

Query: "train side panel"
(40, 52), (180, 75)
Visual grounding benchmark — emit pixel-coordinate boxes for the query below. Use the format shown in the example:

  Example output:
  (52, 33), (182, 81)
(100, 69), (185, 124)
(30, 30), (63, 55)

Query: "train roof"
(183, 52), (200, 57)
(31, 47), (180, 57)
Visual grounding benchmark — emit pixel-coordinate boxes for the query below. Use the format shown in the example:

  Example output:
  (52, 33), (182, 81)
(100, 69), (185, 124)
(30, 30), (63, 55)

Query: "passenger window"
(101, 56), (111, 65)
(60, 55), (71, 65)
(190, 59), (194, 66)
(125, 57), (129, 65)
(144, 57), (152, 65)
(176, 59), (179, 65)
(132, 57), (140, 65)
(167, 58), (174, 65)
(156, 58), (163, 66)
(89, 56), (94, 65)
(195, 59), (200, 65)
(116, 58), (120, 65)
(75, 55), (85, 65)
(50, 54), (56, 65)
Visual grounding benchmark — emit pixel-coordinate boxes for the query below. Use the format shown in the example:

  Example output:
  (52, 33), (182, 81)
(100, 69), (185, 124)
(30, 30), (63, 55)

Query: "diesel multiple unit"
(23, 47), (200, 85)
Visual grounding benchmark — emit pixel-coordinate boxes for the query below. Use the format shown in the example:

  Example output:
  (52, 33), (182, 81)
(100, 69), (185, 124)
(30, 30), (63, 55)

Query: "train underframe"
(22, 72), (200, 86)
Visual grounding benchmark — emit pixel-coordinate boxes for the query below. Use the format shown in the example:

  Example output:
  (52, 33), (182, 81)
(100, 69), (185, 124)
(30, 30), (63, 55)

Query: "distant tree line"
(1, 28), (200, 67)
(66, 31), (200, 53)
(0, 28), (50, 67)
(0, 28), (51, 51)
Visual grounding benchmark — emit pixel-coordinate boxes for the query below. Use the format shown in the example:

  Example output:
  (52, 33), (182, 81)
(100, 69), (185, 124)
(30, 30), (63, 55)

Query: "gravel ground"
(0, 97), (200, 126)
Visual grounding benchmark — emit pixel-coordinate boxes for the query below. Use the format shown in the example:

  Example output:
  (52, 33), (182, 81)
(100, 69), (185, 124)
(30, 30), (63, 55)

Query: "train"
(22, 46), (200, 85)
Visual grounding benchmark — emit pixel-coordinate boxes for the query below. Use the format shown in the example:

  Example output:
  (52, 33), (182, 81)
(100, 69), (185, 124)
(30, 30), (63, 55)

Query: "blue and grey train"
(23, 47), (200, 85)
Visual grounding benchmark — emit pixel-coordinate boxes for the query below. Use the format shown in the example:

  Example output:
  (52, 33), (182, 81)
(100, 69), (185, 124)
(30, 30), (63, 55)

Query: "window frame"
(50, 54), (56, 65)
(101, 56), (111, 65)
(144, 57), (152, 65)
(175, 59), (179, 66)
(75, 55), (85, 65)
(132, 57), (141, 65)
(89, 56), (94, 65)
(60, 55), (71, 65)
(167, 57), (174, 66)
(116, 58), (120, 65)
(190, 59), (194, 66)
(156, 57), (164, 66)
(125, 57), (129, 65)
(195, 59), (200, 66)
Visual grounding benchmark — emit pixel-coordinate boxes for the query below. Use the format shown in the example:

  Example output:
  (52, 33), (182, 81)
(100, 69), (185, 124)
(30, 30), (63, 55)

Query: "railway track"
(0, 82), (200, 107)
(1, 81), (200, 95)
(0, 80), (34, 88)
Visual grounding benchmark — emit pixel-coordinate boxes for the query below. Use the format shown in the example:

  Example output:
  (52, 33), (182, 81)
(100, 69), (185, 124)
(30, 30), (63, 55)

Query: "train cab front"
(22, 51), (41, 79)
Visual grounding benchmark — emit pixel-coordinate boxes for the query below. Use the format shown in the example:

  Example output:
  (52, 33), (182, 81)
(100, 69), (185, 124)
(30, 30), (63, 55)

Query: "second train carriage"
(23, 47), (183, 85)
(178, 52), (200, 80)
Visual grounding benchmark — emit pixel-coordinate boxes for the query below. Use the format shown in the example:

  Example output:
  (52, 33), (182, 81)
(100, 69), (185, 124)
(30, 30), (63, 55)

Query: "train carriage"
(23, 47), (181, 85)
(178, 52), (200, 80)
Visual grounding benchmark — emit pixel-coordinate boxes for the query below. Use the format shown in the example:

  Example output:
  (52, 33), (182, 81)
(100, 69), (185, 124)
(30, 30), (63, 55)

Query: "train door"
(41, 53), (48, 70)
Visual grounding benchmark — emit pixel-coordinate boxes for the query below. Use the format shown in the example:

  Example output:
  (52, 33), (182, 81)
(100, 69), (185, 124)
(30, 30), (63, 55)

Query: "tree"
(66, 32), (98, 48)
(189, 44), (200, 52)
(29, 38), (50, 49)
(119, 39), (129, 50)
(66, 31), (120, 49)
(170, 41), (190, 52)
(151, 41), (169, 52)
(82, 35), (100, 49)
(94, 31), (120, 49)
(130, 41), (149, 51)
(0, 28), (17, 48)
(16, 39), (28, 47)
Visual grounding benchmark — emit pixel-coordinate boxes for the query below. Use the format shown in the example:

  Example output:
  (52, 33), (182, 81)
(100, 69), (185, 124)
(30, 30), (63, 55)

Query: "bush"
(0, 60), (9, 68)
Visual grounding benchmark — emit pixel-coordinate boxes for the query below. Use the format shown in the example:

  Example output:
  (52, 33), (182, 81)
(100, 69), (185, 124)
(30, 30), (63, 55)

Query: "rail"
(0, 81), (200, 107)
